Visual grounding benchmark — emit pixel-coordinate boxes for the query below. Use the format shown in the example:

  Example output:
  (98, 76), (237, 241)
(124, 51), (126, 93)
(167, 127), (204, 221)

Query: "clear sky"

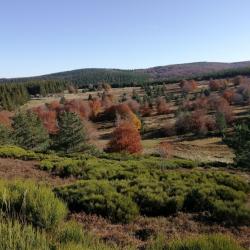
(1, 0), (250, 78)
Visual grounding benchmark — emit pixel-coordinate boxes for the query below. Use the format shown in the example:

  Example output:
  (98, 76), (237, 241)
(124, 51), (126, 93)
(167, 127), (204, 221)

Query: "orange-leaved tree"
(156, 97), (171, 115)
(89, 98), (102, 119)
(106, 120), (142, 154)
(0, 111), (13, 128)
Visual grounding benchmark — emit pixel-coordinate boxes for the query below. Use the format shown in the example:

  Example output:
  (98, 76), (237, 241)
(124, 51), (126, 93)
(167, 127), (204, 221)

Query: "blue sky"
(1, 0), (250, 78)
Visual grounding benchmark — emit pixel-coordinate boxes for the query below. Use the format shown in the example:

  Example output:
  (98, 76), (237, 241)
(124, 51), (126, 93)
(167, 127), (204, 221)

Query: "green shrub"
(0, 124), (13, 145)
(183, 186), (215, 212)
(0, 145), (41, 160)
(0, 219), (49, 250)
(211, 200), (250, 225)
(0, 180), (67, 229)
(55, 171), (250, 225)
(0, 218), (122, 250)
(55, 220), (85, 245)
(54, 220), (134, 249)
(55, 180), (139, 223)
(146, 233), (166, 250)
(166, 234), (244, 250)
(224, 123), (250, 169)
(39, 160), (54, 171)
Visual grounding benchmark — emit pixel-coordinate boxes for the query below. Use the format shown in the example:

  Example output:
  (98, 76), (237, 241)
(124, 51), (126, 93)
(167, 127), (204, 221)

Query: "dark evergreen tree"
(0, 124), (13, 145)
(54, 112), (87, 153)
(12, 112), (50, 152)
(216, 112), (227, 136)
(223, 123), (250, 168)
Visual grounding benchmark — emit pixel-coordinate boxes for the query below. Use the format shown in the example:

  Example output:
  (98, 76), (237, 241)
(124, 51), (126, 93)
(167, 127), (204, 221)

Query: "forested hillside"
(1, 62), (250, 110)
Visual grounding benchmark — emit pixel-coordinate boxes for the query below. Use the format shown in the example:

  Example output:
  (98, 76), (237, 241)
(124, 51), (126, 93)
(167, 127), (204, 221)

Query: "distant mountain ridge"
(138, 61), (250, 80)
(1, 61), (250, 84)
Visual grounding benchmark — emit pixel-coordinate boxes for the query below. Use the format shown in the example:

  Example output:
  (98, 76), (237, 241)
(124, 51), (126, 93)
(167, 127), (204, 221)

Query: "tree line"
(0, 80), (68, 110)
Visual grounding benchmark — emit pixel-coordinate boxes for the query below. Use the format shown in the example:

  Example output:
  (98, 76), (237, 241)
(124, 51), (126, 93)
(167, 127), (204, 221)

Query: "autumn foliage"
(101, 103), (141, 129)
(156, 141), (173, 158)
(0, 111), (13, 128)
(180, 80), (198, 93)
(209, 79), (227, 91)
(126, 100), (140, 114)
(223, 89), (235, 104)
(156, 98), (171, 115)
(32, 106), (58, 134)
(140, 102), (152, 117)
(64, 99), (90, 119)
(175, 110), (216, 135)
(89, 98), (102, 119)
(32, 98), (92, 134)
(106, 120), (142, 154)
(208, 96), (234, 123)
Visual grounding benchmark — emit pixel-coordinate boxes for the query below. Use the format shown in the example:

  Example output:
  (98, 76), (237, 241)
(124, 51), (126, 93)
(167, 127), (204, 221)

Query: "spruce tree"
(12, 112), (50, 152)
(0, 124), (13, 145)
(224, 123), (250, 169)
(216, 112), (227, 136)
(54, 111), (87, 153)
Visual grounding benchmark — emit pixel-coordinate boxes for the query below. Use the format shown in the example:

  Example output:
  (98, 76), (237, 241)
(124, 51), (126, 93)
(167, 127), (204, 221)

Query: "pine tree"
(12, 112), (50, 152)
(54, 111), (87, 153)
(216, 112), (227, 136)
(223, 123), (250, 168)
(0, 124), (13, 145)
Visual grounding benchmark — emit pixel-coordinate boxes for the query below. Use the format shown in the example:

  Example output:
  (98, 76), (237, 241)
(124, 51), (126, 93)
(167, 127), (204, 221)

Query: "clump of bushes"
(55, 171), (250, 225)
(0, 180), (67, 229)
(55, 180), (139, 223)
(0, 145), (62, 162)
(40, 155), (198, 180)
(0, 218), (121, 250)
(0, 219), (49, 250)
(0, 145), (41, 160)
(39, 158), (86, 177)
(0, 180), (122, 249)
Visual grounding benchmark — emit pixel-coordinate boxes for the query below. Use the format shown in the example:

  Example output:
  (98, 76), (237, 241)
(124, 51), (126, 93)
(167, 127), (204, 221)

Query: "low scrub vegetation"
(0, 219), (49, 250)
(0, 180), (67, 229)
(55, 170), (250, 225)
(147, 234), (245, 250)
(0, 180), (128, 249)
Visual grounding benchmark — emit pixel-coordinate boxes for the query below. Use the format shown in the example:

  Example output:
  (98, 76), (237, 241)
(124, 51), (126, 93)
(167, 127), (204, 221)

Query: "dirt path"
(0, 158), (74, 186)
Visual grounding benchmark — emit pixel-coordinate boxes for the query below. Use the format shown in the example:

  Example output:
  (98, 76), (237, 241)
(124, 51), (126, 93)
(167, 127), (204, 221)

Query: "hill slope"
(139, 61), (250, 80)
(1, 61), (250, 86)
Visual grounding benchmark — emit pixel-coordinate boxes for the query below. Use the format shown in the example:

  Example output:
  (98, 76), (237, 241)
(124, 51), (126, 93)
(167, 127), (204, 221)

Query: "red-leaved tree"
(106, 120), (142, 154)
(156, 98), (171, 115)
(0, 111), (13, 127)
